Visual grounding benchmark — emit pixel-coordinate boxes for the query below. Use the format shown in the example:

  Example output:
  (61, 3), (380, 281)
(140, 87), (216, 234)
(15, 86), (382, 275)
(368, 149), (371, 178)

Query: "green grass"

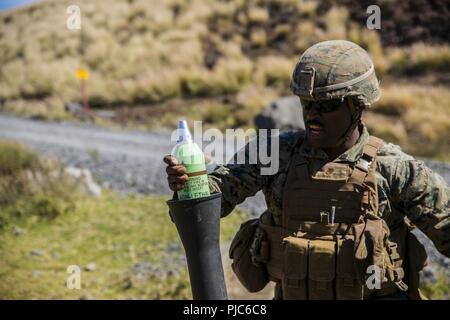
(420, 270), (450, 300)
(0, 140), (246, 299)
(0, 191), (246, 299)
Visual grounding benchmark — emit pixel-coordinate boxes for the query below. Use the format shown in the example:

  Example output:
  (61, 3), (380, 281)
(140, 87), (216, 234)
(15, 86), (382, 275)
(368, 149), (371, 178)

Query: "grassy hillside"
(0, 0), (449, 159)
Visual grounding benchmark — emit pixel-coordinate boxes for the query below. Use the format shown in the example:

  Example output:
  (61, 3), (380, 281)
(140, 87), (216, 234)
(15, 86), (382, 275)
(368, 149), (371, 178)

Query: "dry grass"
(2, 97), (69, 121)
(254, 55), (295, 89)
(366, 84), (450, 159)
(295, 21), (318, 52)
(387, 43), (450, 75)
(234, 85), (279, 127)
(324, 6), (348, 40)
(1, 1), (447, 105)
(247, 5), (269, 23)
(296, 0), (319, 17)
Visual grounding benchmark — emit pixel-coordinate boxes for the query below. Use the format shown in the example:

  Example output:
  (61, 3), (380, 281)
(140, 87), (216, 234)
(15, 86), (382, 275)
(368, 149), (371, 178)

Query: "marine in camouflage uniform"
(209, 125), (449, 298)
(207, 40), (450, 299)
(164, 40), (450, 300)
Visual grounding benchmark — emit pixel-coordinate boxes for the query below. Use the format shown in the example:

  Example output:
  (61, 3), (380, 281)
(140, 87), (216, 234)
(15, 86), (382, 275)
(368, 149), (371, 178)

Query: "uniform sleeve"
(208, 135), (271, 217)
(389, 159), (450, 257)
(208, 162), (266, 217)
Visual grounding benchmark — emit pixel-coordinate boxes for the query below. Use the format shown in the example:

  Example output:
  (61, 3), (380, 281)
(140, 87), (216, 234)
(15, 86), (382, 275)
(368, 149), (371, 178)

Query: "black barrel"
(167, 192), (227, 300)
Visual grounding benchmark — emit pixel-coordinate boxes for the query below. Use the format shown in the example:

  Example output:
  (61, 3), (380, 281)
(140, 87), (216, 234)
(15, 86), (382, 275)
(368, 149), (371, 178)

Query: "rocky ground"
(0, 113), (448, 297)
(322, 0), (450, 46)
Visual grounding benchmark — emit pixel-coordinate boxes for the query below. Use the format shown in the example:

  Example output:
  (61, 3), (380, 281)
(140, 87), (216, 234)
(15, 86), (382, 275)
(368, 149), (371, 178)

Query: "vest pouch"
(354, 215), (408, 298)
(229, 219), (270, 293)
(282, 236), (309, 300)
(336, 237), (364, 300)
(308, 239), (336, 300)
(258, 213), (284, 281)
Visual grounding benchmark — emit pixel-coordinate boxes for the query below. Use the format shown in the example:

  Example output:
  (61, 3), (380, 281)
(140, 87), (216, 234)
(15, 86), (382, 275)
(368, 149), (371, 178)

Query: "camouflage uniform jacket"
(208, 125), (450, 257)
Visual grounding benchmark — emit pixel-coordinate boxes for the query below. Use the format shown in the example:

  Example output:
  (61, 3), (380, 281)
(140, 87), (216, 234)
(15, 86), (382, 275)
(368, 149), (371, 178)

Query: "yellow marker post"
(76, 68), (89, 81)
(76, 68), (90, 115)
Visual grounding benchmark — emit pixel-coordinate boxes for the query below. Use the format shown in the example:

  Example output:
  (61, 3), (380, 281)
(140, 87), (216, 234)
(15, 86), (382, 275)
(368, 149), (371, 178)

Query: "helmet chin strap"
(331, 98), (363, 148)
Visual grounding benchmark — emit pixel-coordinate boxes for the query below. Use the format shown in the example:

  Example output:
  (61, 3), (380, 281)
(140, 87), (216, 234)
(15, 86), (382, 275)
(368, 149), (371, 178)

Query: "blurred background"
(0, 0), (449, 299)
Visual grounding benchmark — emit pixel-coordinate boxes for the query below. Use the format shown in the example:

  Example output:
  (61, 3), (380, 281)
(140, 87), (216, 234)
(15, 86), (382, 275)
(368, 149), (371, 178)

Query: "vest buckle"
(355, 158), (372, 172)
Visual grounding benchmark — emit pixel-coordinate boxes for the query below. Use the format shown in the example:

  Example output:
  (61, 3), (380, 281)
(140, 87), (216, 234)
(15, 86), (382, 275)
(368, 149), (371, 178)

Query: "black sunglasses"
(300, 99), (345, 113)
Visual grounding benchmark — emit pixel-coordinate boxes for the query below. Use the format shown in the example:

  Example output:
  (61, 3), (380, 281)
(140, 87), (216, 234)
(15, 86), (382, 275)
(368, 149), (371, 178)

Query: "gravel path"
(0, 114), (174, 194)
(0, 113), (448, 284)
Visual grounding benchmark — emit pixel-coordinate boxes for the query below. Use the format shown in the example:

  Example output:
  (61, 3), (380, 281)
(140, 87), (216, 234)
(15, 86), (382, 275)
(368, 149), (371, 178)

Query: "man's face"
(301, 98), (352, 149)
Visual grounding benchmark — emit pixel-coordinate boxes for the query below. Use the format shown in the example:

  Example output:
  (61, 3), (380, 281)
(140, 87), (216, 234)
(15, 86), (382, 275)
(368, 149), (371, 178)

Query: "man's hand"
(163, 155), (188, 191)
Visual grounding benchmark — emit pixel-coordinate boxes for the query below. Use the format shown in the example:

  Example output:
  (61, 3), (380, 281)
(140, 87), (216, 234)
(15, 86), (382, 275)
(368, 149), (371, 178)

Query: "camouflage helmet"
(290, 40), (380, 109)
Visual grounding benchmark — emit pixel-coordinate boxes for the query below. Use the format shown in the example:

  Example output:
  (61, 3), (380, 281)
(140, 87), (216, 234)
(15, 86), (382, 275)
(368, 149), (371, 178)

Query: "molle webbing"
(348, 135), (384, 186)
(281, 136), (385, 230)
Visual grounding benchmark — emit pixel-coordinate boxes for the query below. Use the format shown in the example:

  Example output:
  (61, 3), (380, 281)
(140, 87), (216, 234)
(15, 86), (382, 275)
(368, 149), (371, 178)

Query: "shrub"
(2, 193), (72, 223)
(0, 140), (82, 226)
(0, 140), (39, 176)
